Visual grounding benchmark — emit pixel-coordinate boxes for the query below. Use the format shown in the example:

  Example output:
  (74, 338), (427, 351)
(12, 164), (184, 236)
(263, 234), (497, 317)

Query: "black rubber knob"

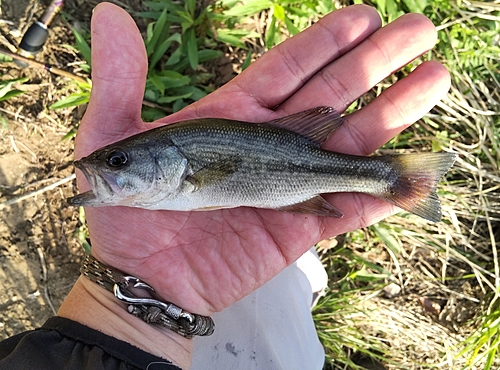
(19, 22), (49, 53)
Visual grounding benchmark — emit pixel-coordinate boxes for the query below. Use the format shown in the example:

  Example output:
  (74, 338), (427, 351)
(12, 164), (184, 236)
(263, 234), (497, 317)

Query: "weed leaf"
(149, 33), (182, 71)
(50, 93), (90, 109)
(185, 28), (199, 70)
(73, 28), (91, 66)
(224, 0), (273, 17)
(371, 223), (402, 255)
(402, 0), (428, 13)
(146, 8), (169, 57)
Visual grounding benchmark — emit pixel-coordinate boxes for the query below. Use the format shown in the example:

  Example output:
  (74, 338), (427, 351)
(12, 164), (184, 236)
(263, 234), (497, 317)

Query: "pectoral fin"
(186, 158), (242, 191)
(277, 196), (344, 217)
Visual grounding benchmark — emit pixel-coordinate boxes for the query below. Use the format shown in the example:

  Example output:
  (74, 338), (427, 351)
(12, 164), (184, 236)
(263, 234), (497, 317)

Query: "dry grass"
(314, 2), (499, 368)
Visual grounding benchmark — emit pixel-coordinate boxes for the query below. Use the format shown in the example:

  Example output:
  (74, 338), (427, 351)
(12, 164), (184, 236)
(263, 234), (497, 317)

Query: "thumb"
(75, 2), (147, 159)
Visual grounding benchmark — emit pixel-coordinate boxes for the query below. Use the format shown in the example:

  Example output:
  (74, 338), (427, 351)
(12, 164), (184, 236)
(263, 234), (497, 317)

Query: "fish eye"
(106, 150), (128, 167)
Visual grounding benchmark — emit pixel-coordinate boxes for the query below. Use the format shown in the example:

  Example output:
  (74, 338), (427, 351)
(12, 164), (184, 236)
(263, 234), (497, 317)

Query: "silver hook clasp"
(113, 275), (194, 323)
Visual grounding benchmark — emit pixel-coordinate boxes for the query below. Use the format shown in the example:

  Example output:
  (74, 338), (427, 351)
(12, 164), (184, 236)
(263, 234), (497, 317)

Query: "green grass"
(459, 296), (500, 369)
(314, 241), (393, 369)
(0, 76), (28, 128)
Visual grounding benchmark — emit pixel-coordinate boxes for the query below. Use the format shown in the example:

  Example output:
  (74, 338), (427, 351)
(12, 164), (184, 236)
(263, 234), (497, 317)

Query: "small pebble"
(382, 283), (401, 299)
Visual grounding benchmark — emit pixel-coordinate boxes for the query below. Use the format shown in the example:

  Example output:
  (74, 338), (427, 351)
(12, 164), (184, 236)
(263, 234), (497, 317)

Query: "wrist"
(58, 276), (193, 369)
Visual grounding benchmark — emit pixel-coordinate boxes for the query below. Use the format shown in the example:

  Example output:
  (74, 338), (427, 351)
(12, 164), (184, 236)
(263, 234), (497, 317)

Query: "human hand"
(74, 3), (450, 317)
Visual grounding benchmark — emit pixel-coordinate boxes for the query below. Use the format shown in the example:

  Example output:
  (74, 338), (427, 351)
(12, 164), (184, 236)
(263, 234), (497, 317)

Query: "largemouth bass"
(68, 107), (457, 222)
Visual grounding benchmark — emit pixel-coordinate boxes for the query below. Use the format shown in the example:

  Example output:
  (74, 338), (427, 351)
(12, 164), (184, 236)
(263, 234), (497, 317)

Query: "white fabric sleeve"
(190, 248), (328, 370)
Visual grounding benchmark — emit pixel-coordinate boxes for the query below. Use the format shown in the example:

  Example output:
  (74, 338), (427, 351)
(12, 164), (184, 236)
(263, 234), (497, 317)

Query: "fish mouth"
(69, 160), (124, 206)
(67, 190), (97, 206)
(74, 159), (98, 190)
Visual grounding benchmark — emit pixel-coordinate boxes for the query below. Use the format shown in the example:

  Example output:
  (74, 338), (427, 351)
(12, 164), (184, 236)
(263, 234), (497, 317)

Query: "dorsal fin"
(266, 107), (344, 146)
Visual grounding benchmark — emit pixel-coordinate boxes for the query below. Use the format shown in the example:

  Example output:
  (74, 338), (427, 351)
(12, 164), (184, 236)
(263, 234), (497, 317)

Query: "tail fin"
(381, 152), (457, 222)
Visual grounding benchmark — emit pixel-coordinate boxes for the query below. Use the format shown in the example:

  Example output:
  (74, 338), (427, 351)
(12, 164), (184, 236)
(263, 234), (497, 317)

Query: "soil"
(0, 0), (87, 339)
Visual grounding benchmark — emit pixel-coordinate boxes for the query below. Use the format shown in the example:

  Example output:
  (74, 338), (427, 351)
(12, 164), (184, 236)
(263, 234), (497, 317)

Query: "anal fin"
(277, 196), (344, 218)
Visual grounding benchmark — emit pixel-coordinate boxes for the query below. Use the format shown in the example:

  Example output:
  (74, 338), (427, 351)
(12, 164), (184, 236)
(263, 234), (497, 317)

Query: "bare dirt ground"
(0, 0), (89, 339)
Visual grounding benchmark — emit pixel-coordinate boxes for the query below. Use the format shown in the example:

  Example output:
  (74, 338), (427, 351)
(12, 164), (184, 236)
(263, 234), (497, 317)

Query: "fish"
(68, 107), (457, 222)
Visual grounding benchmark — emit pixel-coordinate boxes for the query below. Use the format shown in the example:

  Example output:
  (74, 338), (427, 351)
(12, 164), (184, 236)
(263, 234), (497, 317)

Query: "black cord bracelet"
(80, 254), (215, 338)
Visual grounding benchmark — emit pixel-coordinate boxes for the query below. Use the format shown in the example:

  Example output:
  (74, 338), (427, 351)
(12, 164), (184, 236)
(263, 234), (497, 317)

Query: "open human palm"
(74, 3), (450, 316)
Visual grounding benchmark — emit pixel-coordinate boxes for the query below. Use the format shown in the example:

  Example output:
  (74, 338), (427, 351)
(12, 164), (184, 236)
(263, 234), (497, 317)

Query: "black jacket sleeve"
(0, 316), (181, 370)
